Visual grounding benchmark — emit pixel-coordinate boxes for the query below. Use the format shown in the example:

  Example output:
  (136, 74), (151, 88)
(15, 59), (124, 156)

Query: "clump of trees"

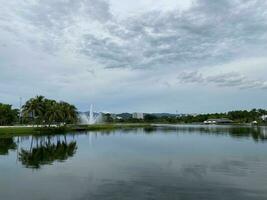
(22, 96), (78, 126)
(0, 103), (19, 126)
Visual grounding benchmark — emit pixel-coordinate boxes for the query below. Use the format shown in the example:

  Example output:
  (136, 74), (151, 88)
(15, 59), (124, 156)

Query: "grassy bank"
(0, 127), (38, 136)
(2, 123), (263, 137)
(0, 123), (152, 137)
(68, 123), (152, 131)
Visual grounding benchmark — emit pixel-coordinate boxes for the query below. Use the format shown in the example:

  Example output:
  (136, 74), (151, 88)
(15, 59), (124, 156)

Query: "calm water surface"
(1, 125), (267, 200)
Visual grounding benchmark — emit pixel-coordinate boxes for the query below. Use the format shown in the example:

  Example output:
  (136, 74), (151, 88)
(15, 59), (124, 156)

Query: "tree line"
(1, 96), (267, 126)
(0, 96), (78, 126)
(115, 109), (267, 124)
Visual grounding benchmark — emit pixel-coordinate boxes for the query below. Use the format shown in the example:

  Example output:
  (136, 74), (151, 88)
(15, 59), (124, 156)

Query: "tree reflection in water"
(1, 125), (267, 169)
(18, 135), (77, 169)
(0, 138), (17, 155)
(148, 125), (267, 142)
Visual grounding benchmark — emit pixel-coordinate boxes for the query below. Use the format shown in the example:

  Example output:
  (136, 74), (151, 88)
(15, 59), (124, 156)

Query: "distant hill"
(116, 112), (178, 119)
(150, 113), (177, 117)
(117, 113), (132, 119)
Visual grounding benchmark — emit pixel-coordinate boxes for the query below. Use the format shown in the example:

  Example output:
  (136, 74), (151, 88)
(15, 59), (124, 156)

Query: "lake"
(1, 125), (267, 200)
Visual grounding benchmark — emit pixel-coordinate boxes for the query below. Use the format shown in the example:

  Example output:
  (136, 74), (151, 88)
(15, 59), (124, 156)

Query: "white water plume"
(79, 104), (102, 125)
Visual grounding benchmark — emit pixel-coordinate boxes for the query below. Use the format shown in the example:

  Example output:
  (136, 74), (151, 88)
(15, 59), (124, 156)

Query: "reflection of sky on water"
(0, 125), (267, 200)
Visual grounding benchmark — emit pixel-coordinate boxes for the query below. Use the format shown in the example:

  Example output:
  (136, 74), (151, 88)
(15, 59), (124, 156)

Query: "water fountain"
(89, 104), (95, 125)
(79, 104), (101, 125)
(79, 113), (90, 125)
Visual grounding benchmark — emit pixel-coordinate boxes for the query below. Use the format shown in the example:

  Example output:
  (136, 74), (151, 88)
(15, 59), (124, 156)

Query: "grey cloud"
(178, 71), (205, 83)
(178, 71), (267, 90)
(206, 72), (247, 87)
(25, 0), (112, 27)
(0, 0), (113, 55)
(79, 0), (267, 69)
(2, 0), (267, 69)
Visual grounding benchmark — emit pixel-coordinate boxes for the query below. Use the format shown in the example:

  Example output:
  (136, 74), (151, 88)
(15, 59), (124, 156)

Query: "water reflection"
(18, 136), (77, 169)
(0, 138), (17, 155)
(0, 125), (267, 168)
(154, 125), (267, 142)
(0, 135), (77, 169)
(87, 125), (267, 142)
(1, 126), (267, 200)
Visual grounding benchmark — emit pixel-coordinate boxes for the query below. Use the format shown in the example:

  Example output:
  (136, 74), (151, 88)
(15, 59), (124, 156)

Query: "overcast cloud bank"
(0, 0), (267, 113)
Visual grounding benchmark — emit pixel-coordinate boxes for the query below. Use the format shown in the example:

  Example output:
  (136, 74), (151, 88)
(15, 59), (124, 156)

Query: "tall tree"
(22, 95), (45, 125)
(0, 103), (19, 125)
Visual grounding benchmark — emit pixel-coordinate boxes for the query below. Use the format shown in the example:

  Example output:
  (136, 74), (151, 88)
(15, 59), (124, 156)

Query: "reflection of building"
(204, 118), (233, 124)
(132, 112), (144, 119)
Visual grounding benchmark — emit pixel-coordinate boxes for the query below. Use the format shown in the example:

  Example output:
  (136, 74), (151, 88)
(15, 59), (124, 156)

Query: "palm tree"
(58, 101), (78, 125)
(22, 96), (78, 126)
(22, 96), (45, 125)
(44, 100), (63, 126)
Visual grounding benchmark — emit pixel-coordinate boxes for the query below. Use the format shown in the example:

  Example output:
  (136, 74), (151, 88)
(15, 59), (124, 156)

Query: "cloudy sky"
(1, 0), (267, 113)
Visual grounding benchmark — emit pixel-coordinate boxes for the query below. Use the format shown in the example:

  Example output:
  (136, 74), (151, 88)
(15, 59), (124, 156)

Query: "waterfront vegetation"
(115, 109), (267, 124)
(22, 96), (78, 126)
(1, 95), (267, 136)
(0, 96), (78, 126)
(0, 103), (19, 126)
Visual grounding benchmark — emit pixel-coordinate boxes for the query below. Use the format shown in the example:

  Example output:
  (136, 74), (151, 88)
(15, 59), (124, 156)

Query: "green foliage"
(0, 103), (19, 125)
(172, 109), (267, 124)
(116, 109), (267, 124)
(22, 96), (78, 126)
(144, 114), (158, 122)
(102, 113), (114, 123)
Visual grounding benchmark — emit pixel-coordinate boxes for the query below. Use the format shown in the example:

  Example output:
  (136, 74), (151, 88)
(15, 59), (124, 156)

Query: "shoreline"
(0, 123), (266, 137)
(0, 123), (153, 136)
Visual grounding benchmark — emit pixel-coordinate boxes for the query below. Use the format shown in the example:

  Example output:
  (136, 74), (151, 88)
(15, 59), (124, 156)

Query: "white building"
(261, 115), (267, 121)
(132, 112), (144, 119)
(204, 118), (233, 124)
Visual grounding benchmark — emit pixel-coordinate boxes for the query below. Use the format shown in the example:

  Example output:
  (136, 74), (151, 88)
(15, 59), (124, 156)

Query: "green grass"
(67, 123), (153, 133)
(0, 123), (153, 137)
(0, 127), (38, 136)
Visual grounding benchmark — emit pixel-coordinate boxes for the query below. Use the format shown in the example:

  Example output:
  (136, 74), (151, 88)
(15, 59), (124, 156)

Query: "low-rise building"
(132, 112), (144, 119)
(204, 118), (233, 124)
